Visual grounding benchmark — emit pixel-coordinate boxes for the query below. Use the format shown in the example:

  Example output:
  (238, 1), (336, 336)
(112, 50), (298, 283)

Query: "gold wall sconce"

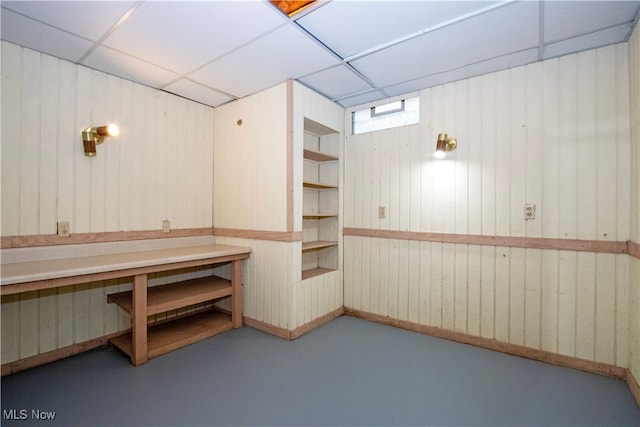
(434, 133), (457, 159)
(82, 124), (119, 157)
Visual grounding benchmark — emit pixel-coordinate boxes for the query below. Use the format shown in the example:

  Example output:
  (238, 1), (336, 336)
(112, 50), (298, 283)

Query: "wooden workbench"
(1, 243), (251, 366)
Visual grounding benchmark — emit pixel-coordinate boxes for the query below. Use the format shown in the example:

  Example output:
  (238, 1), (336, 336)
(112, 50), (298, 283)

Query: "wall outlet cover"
(524, 204), (536, 220)
(57, 221), (70, 237)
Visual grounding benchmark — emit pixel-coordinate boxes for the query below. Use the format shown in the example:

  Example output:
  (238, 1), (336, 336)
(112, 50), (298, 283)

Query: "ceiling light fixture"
(434, 133), (457, 159)
(270, 0), (317, 17)
(82, 124), (119, 157)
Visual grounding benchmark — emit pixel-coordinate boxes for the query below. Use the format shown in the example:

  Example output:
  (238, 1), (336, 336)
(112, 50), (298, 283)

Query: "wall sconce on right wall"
(434, 133), (457, 159)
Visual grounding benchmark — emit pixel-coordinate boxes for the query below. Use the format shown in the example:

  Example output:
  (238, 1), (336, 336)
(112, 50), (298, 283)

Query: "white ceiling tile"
(2, 0), (639, 110)
(298, 65), (373, 100)
(83, 46), (179, 88)
(543, 23), (632, 60)
(350, 1), (539, 88)
(163, 79), (235, 108)
(298, 0), (501, 59)
(1, 8), (94, 63)
(102, 1), (286, 75)
(544, 1), (640, 43)
(1, 1), (136, 41)
(336, 90), (388, 109)
(382, 48), (539, 97)
(188, 24), (340, 98)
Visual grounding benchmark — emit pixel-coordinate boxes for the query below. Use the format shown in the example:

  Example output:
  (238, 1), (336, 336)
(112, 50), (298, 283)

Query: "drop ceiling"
(1, 0), (639, 108)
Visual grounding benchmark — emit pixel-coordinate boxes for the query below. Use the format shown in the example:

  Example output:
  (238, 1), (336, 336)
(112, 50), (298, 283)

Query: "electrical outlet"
(378, 206), (386, 219)
(162, 220), (171, 233)
(524, 204), (536, 220)
(57, 221), (70, 237)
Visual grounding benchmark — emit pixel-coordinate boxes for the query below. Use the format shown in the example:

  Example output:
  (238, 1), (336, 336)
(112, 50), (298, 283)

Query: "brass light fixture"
(434, 133), (457, 159)
(82, 124), (119, 157)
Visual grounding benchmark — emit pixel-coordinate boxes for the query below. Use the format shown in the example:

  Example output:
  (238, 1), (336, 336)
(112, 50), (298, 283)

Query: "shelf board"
(107, 275), (231, 316)
(110, 310), (233, 360)
(303, 181), (338, 189)
(302, 213), (338, 219)
(303, 149), (338, 162)
(302, 240), (338, 251)
(302, 267), (336, 280)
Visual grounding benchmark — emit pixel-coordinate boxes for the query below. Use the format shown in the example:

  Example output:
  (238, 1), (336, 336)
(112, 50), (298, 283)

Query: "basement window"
(352, 96), (419, 135)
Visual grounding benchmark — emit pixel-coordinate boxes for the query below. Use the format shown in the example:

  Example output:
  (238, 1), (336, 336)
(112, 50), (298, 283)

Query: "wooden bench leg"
(131, 274), (148, 366)
(231, 259), (243, 328)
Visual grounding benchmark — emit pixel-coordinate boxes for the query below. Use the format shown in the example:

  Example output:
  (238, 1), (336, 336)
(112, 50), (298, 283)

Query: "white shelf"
(303, 213), (338, 219)
(302, 240), (338, 251)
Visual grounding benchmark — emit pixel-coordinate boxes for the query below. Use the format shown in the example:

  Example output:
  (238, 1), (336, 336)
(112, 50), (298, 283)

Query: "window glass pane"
(352, 96), (419, 135)
(372, 100), (404, 116)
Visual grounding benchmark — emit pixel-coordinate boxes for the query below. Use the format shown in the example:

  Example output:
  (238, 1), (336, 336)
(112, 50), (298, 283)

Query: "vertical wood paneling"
(1, 43), (23, 235)
(214, 84), (287, 232)
(576, 52), (597, 241)
(524, 249), (542, 349)
(39, 55), (59, 235)
(1, 295), (20, 362)
(540, 250), (559, 353)
(1, 43), (215, 364)
(541, 58), (560, 239)
(465, 78), (479, 236)
(509, 66), (526, 238)
(558, 55), (578, 240)
(480, 245), (495, 338)
(509, 248), (525, 345)
(343, 42), (631, 369)
(494, 69), (511, 238)
(524, 62), (543, 239)
(627, 24), (640, 382)
(466, 245), (481, 336)
(454, 245), (468, 333)
(20, 49), (42, 236)
(481, 73), (497, 236)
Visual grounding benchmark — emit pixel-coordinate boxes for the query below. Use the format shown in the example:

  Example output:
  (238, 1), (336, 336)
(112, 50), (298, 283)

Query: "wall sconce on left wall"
(82, 124), (119, 157)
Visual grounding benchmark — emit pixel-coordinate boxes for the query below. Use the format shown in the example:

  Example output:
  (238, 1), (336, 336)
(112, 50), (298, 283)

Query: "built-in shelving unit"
(107, 273), (237, 362)
(302, 118), (340, 279)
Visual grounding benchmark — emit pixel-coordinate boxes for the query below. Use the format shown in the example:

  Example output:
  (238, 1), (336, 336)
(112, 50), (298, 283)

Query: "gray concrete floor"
(2, 315), (639, 426)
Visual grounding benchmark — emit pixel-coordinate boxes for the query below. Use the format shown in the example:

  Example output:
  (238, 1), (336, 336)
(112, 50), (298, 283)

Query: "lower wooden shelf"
(107, 275), (231, 316)
(302, 267), (336, 280)
(110, 310), (232, 360)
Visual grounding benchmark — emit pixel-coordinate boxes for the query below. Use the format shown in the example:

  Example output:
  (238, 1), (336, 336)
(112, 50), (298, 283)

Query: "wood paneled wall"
(213, 84), (288, 233)
(343, 43), (632, 369)
(628, 23), (640, 384)
(1, 42), (214, 236)
(292, 82), (344, 328)
(212, 81), (343, 332)
(1, 42), (215, 364)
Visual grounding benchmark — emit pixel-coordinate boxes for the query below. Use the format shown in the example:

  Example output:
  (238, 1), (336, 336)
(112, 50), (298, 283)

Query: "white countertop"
(1, 244), (251, 286)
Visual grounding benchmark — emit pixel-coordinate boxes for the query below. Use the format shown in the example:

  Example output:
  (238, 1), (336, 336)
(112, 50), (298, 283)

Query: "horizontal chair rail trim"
(344, 227), (630, 255)
(629, 240), (640, 259)
(1, 228), (214, 249)
(213, 228), (303, 242)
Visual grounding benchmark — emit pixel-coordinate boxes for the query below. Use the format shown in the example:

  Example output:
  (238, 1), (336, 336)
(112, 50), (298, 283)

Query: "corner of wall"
(627, 19), (640, 392)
